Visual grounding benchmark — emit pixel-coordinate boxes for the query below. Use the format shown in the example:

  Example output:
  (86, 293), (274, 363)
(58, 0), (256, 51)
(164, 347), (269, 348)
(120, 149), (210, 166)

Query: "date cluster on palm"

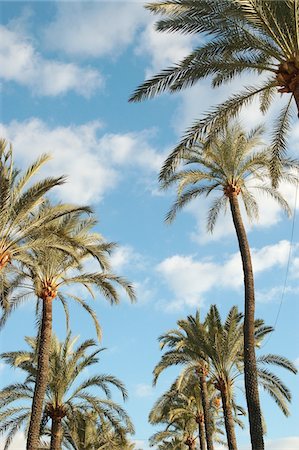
(40, 282), (58, 301)
(0, 251), (11, 269)
(276, 57), (299, 93)
(45, 403), (67, 421)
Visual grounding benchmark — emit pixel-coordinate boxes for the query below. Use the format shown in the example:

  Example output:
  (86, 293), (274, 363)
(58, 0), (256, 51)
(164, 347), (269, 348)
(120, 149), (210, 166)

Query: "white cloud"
(109, 245), (145, 272)
(256, 286), (284, 304)
(134, 278), (157, 306)
(44, 2), (148, 58)
(0, 119), (162, 204)
(133, 440), (151, 450)
(156, 241), (291, 310)
(157, 255), (217, 310)
(0, 25), (103, 97)
(215, 436), (299, 450)
(99, 130), (164, 172)
(264, 437), (299, 450)
(0, 432), (26, 450)
(135, 383), (154, 398)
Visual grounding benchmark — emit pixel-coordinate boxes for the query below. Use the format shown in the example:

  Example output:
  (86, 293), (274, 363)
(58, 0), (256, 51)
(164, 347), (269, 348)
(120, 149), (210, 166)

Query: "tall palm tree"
(157, 123), (297, 449)
(2, 210), (135, 450)
(0, 334), (134, 450)
(130, 0), (299, 182)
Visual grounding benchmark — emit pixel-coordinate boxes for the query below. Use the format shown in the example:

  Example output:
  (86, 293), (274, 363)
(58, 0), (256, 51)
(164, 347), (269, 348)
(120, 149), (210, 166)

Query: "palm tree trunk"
(50, 417), (63, 450)
(197, 414), (207, 450)
(294, 85), (299, 117)
(229, 194), (264, 450)
(27, 297), (53, 450)
(219, 383), (238, 450)
(199, 373), (214, 450)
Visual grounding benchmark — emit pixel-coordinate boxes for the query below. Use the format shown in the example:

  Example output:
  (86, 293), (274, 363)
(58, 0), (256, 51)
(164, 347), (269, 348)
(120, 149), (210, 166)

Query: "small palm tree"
(149, 423), (197, 450)
(0, 334), (134, 450)
(64, 412), (134, 450)
(130, 0), (299, 182)
(150, 377), (225, 450)
(158, 122), (297, 449)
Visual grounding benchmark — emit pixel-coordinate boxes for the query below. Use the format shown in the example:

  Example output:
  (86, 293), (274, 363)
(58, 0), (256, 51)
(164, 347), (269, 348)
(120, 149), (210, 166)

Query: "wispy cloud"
(156, 240), (293, 311)
(0, 25), (103, 97)
(135, 383), (154, 398)
(44, 2), (148, 58)
(215, 436), (299, 450)
(0, 432), (26, 450)
(0, 119), (163, 204)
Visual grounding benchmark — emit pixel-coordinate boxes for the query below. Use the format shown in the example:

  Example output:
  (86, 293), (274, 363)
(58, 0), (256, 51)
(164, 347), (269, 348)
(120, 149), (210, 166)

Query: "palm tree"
(199, 306), (245, 450)
(64, 412), (134, 450)
(157, 122), (297, 449)
(150, 377), (226, 450)
(154, 313), (218, 450)
(149, 422), (197, 450)
(0, 334), (134, 450)
(196, 305), (296, 450)
(130, 0), (299, 182)
(0, 139), (90, 299)
(1, 210), (135, 450)
(154, 305), (297, 450)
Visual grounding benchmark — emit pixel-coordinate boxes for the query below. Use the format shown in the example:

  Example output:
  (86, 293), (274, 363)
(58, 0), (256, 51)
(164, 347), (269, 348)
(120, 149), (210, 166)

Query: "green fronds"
(131, 0), (299, 183)
(0, 334), (133, 449)
(257, 354), (298, 374)
(152, 304), (296, 444)
(207, 195), (228, 232)
(159, 83), (275, 181)
(165, 186), (212, 223)
(270, 96), (294, 186)
(160, 122), (297, 234)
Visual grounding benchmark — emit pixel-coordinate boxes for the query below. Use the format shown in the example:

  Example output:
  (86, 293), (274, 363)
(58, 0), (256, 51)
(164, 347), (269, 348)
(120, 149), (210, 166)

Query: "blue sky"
(0, 1), (299, 449)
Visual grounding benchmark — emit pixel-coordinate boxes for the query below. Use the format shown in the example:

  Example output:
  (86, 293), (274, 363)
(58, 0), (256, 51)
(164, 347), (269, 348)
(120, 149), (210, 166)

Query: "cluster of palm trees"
(1, 1), (299, 449)
(148, 305), (297, 450)
(129, 1), (299, 449)
(0, 139), (136, 449)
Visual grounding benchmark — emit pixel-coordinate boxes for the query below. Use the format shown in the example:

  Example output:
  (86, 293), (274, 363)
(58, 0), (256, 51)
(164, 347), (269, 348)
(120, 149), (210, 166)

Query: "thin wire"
(261, 178), (298, 349)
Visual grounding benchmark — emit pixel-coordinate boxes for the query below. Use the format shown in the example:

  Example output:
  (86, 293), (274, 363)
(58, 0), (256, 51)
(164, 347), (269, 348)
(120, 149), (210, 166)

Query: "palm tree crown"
(0, 334), (134, 450)
(130, 0), (299, 181)
(162, 122), (296, 229)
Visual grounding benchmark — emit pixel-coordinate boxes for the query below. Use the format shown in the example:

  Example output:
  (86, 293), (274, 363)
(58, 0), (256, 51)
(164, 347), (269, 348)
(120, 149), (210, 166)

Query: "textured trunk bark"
(198, 416), (207, 450)
(199, 374), (214, 450)
(229, 195), (264, 450)
(293, 85), (299, 117)
(27, 297), (52, 450)
(50, 417), (63, 450)
(220, 384), (238, 450)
